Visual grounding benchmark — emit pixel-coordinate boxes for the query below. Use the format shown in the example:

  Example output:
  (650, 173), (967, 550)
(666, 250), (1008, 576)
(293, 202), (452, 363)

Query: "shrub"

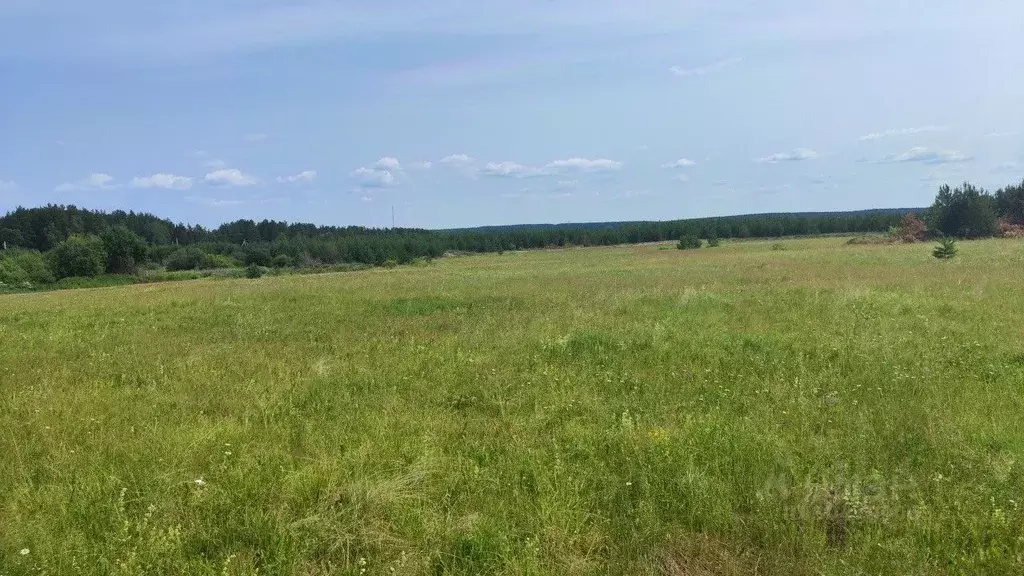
(933, 237), (958, 259)
(245, 263), (264, 279)
(100, 226), (148, 274)
(928, 183), (998, 239)
(0, 255), (29, 285)
(241, 245), (273, 267)
(677, 235), (702, 250)
(382, 258), (399, 268)
(271, 254), (292, 268)
(771, 243), (787, 251)
(49, 234), (107, 279)
(203, 253), (237, 269)
(165, 247), (208, 271)
(706, 237), (721, 248)
(10, 250), (55, 284)
(889, 212), (929, 243)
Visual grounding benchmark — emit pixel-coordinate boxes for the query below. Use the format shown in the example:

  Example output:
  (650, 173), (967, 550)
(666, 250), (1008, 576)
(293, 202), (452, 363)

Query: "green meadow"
(2, 237), (1024, 575)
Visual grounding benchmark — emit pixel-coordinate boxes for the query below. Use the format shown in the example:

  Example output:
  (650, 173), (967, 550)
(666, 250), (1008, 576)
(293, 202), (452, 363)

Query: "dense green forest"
(1, 177), (1022, 288)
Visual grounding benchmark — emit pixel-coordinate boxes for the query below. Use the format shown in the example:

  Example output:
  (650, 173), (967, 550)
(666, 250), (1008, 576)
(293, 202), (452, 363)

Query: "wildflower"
(625, 481), (633, 487)
(20, 548), (30, 555)
(194, 477), (206, 487)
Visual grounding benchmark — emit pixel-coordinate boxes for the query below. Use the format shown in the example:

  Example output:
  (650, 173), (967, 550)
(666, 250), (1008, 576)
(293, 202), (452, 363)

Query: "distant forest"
(2, 176), (1023, 286)
(1, 206), (910, 269)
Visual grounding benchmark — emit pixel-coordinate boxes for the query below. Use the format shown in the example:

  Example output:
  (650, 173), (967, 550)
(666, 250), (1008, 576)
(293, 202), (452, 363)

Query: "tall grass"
(2, 238), (1023, 574)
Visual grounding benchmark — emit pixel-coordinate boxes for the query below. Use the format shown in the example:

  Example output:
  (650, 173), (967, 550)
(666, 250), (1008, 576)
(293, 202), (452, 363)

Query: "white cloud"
(480, 161), (540, 177)
(276, 170), (317, 183)
(858, 126), (948, 141)
(204, 159), (228, 169)
(130, 173), (194, 190)
(880, 147), (972, 164)
(409, 161), (433, 170)
(360, 195), (374, 202)
(555, 179), (579, 189)
(0, 180), (16, 192)
(440, 154), (475, 165)
(756, 148), (819, 163)
(669, 57), (742, 77)
(543, 157), (623, 173)
(375, 157), (402, 171)
(986, 131), (1020, 138)
(994, 161), (1020, 173)
(54, 173), (115, 192)
(185, 195), (246, 207)
(350, 167), (396, 188)
(673, 174), (691, 182)
(204, 168), (260, 186)
(246, 133), (269, 142)
(663, 158), (697, 168)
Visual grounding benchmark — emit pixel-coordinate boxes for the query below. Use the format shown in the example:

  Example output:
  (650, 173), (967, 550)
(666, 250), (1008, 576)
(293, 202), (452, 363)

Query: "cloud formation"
(858, 126), (948, 141)
(409, 161), (433, 170)
(54, 173), (115, 192)
(879, 147), (972, 164)
(276, 170), (318, 183)
(375, 157), (402, 171)
(480, 161), (538, 177)
(204, 168), (260, 186)
(440, 154), (475, 165)
(663, 158), (697, 168)
(543, 158), (623, 173)
(669, 57), (742, 77)
(350, 167), (397, 188)
(756, 149), (819, 163)
(185, 196), (246, 207)
(130, 173), (194, 190)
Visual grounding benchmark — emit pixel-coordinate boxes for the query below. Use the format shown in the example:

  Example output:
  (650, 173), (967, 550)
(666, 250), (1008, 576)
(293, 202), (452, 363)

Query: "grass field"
(3, 237), (1024, 575)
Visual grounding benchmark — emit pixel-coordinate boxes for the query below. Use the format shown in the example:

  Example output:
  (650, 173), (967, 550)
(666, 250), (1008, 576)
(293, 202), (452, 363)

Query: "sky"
(1, 1), (1023, 229)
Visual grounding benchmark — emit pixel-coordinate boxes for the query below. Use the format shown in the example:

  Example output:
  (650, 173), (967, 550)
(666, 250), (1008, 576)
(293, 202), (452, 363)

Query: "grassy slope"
(2, 238), (1024, 575)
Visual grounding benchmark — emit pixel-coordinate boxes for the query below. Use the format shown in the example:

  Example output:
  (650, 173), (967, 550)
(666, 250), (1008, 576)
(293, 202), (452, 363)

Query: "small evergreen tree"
(933, 237), (958, 259)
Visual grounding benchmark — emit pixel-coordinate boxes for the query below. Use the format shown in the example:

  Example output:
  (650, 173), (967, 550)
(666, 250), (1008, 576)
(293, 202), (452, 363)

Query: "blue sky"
(1, 1), (1023, 229)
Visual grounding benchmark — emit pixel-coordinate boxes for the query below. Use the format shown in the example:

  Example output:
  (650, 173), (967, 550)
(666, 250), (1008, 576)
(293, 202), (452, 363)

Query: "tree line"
(0, 176), (1020, 286)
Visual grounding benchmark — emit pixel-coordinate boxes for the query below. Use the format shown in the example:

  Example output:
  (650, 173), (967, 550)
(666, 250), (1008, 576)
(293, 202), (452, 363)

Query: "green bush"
(100, 226), (148, 274)
(271, 254), (292, 268)
(48, 235), (107, 279)
(10, 250), (55, 284)
(677, 235), (702, 250)
(707, 237), (721, 248)
(383, 258), (399, 268)
(0, 255), (29, 285)
(245, 263), (264, 279)
(165, 247), (208, 271)
(203, 253), (237, 269)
